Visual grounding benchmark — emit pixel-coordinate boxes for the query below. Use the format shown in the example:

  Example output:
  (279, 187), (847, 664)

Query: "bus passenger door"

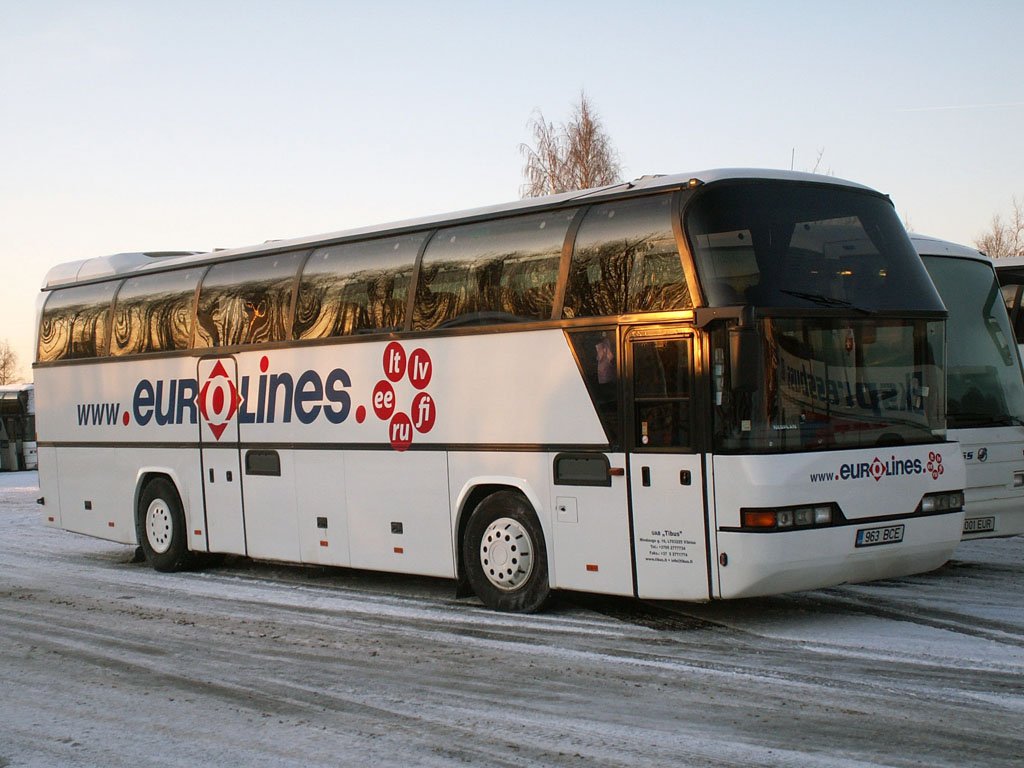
(627, 329), (710, 601)
(197, 357), (246, 555)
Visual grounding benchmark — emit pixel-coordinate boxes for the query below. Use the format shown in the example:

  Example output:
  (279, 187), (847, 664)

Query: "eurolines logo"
(74, 342), (436, 453)
(810, 452), (945, 483)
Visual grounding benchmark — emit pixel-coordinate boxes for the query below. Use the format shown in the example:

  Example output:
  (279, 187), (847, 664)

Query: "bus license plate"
(855, 524), (905, 548)
(963, 517), (995, 534)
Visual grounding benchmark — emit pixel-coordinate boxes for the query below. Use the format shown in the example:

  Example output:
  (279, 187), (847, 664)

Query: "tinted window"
(110, 269), (202, 355)
(294, 234), (424, 338)
(195, 252), (304, 348)
(413, 210), (574, 330)
(567, 328), (620, 447)
(563, 195), (689, 318)
(37, 282), (118, 361)
(687, 182), (944, 312)
(922, 255), (1024, 428)
(632, 337), (693, 449)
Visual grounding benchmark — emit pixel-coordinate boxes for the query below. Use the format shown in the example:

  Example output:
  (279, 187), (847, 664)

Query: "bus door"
(197, 357), (246, 555)
(626, 327), (710, 600)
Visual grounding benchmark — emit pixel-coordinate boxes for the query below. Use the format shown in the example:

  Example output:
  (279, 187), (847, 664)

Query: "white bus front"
(682, 182), (966, 598)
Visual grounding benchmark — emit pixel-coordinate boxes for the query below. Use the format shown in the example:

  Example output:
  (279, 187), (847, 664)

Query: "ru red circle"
(408, 348), (432, 390)
(411, 392), (435, 433)
(389, 412), (413, 452)
(383, 342), (406, 383)
(372, 379), (396, 421)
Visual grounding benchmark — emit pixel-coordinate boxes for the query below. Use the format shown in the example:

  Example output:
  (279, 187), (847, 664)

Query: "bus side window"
(195, 252), (305, 348)
(37, 281), (119, 361)
(633, 338), (693, 449)
(567, 328), (621, 448)
(110, 269), (202, 355)
(1002, 283), (1024, 345)
(295, 234), (424, 339)
(563, 194), (690, 319)
(412, 210), (574, 330)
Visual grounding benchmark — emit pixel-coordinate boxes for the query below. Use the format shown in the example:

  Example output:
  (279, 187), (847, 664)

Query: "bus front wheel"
(135, 477), (193, 572)
(463, 491), (550, 613)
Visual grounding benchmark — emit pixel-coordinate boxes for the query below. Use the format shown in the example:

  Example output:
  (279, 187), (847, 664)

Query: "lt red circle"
(383, 342), (406, 383)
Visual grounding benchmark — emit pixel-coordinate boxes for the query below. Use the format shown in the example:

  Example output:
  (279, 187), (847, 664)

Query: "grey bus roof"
(43, 251), (205, 289)
(910, 234), (989, 263)
(41, 168), (876, 290)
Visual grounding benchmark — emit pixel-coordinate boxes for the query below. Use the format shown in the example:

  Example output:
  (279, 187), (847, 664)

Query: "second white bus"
(916, 236), (1024, 538)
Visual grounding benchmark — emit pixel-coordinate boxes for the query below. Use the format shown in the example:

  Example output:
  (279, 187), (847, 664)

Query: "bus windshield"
(712, 317), (946, 453)
(922, 255), (1024, 429)
(687, 182), (944, 313)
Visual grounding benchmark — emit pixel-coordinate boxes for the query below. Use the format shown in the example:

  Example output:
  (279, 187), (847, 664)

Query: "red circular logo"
(389, 412), (413, 451)
(383, 342), (406, 383)
(372, 379), (396, 421)
(411, 392), (435, 433)
(408, 348), (433, 390)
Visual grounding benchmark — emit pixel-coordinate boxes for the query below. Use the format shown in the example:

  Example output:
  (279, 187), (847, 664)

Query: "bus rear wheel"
(463, 491), (550, 613)
(135, 477), (193, 572)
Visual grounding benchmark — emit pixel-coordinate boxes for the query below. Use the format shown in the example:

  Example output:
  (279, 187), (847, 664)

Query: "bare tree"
(976, 197), (1024, 259)
(809, 147), (833, 176)
(0, 340), (18, 385)
(519, 92), (622, 198)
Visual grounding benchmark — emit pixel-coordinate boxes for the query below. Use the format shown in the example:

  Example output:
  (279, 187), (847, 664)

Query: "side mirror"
(729, 326), (759, 392)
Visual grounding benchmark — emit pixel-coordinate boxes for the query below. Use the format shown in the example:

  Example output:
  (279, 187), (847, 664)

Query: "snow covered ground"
(1, 470), (1021, 767)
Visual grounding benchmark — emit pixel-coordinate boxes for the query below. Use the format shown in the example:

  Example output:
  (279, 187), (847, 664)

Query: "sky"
(2, 0), (1022, 381)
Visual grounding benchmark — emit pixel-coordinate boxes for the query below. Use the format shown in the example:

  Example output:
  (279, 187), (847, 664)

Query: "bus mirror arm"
(729, 323), (759, 393)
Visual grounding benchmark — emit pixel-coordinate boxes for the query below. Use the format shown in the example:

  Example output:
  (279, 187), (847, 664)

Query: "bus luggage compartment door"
(629, 454), (709, 600)
(627, 330), (710, 601)
(197, 357), (246, 556)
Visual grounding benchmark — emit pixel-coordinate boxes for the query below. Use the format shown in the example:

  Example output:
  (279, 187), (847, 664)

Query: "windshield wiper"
(779, 289), (872, 314)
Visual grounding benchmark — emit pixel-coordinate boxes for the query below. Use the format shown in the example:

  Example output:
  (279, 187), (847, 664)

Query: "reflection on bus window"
(413, 210), (574, 330)
(563, 194), (690, 318)
(713, 318), (946, 453)
(633, 338), (692, 448)
(37, 282), (118, 361)
(295, 234), (424, 338)
(567, 328), (620, 447)
(111, 269), (203, 355)
(195, 252), (305, 347)
(688, 185), (941, 312)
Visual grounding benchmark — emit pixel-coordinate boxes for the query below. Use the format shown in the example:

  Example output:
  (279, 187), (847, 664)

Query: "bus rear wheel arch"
(135, 476), (193, 572)
(462, 490), (550, 613)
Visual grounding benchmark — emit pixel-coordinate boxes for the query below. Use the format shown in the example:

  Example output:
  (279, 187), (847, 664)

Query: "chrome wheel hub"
(479, 517), (533, 591)
(145, 499), (173, 554)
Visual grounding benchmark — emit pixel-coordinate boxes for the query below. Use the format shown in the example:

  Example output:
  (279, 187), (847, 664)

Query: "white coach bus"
(914, 236), (1024, 538)
(34, 170), (966, 612)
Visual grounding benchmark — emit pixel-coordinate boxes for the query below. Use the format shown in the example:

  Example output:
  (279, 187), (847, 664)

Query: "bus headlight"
(741, 503), (838, 531)
(918, 491), (965, 513)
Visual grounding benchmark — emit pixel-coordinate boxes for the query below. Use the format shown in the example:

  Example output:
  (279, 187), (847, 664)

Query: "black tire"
(462, 490), (550, 613)
(135, 477), (193, 572)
